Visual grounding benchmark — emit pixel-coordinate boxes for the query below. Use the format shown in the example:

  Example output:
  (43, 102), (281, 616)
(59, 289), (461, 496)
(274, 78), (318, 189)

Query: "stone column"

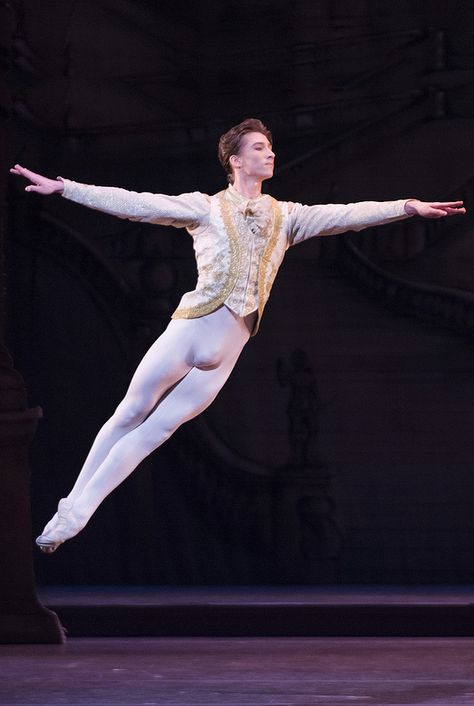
(0, 0), (63, 644)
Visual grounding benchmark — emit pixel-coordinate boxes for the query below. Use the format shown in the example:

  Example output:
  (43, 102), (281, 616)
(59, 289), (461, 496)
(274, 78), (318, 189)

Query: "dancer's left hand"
(404, 199), (466, 218)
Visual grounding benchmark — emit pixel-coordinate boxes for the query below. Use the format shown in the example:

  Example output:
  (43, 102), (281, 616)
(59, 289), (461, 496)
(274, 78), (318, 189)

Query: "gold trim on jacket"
(171, 190), (284, 335)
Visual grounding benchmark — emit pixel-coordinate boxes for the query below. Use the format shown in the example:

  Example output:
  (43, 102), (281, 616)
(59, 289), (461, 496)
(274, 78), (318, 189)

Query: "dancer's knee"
(137, 408), (192, 454)
(112, 398), (148, 430)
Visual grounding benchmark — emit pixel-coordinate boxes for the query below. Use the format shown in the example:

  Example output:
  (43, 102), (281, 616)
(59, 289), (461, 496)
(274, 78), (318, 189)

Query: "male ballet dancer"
(10, 118), (466, 553)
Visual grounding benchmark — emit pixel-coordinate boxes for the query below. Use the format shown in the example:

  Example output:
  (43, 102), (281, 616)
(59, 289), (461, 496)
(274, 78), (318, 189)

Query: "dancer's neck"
(231, 175), (263, 200)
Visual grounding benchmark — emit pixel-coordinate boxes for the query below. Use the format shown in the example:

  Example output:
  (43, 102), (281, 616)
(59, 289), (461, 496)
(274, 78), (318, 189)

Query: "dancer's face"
(231, 131), (275, 181)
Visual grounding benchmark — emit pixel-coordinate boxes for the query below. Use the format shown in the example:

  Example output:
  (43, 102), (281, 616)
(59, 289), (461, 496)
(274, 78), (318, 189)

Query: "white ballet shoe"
(40, 493), (80, 537)
(40, 511), (59, 537)
(35, 498), (88, 554)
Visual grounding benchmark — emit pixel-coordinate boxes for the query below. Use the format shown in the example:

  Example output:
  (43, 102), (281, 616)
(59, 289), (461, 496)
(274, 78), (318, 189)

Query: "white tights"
(55, 306), (254, 527)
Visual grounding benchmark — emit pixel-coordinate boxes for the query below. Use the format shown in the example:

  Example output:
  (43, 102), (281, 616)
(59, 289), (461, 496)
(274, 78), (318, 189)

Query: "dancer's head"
(218, 118), (274, 184)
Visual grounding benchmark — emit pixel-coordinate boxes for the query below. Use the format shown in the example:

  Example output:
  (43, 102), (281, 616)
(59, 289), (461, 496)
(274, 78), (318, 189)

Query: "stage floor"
(2, 635), (474, 705)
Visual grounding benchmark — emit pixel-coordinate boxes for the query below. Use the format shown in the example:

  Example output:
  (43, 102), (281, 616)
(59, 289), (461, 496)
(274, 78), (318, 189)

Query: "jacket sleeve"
(59, 178), (210, 229)
(286, 199), (411, 246)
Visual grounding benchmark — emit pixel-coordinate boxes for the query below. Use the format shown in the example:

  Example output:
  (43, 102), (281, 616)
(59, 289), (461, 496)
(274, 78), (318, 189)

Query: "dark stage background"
(3, 0), (474, 587)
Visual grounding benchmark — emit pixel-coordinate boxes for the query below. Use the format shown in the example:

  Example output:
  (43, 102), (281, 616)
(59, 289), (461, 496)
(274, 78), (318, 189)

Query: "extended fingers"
(9, 164), (29, 176)
(431, 200), (464, 209)
(434, 204), (466, 216)
(426, 201), (466, 217)
(10, 164), (43, 183)
(444, 206), (466, 216)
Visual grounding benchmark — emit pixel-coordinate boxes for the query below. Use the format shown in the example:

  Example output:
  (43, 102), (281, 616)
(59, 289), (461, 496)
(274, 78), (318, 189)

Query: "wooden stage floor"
(2, 636), (474, 705)
(2, 586), (474, 705)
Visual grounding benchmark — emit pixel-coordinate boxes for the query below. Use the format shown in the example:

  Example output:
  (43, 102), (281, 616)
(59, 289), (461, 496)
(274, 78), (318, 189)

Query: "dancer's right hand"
(9, 164), (64, 195)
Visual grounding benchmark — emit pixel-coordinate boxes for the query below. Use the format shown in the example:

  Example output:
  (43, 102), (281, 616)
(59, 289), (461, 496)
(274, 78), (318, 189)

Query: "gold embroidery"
(227, 199), (264, 314)
(172, 190), (284, 334)
(172, 191), (242, 319)
(255, 198), (283, 331)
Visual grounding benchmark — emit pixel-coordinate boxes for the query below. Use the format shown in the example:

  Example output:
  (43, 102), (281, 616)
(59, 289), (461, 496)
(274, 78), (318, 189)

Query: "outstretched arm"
(9, 164), (210, 229)
(287, 197), (466, 246)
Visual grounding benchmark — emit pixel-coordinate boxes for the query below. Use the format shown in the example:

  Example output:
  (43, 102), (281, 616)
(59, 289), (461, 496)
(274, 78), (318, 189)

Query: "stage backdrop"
(5, 0), (474, 584)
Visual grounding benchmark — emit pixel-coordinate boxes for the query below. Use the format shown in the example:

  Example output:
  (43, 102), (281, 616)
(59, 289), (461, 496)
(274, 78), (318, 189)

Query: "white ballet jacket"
(61, 179), (411, 334)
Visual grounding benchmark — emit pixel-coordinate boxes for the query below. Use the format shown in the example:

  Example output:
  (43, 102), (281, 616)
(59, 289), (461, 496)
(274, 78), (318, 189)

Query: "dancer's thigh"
(132, 308), (250, 438)
(123, 318), (197, 405)
(124, 307), (249, 410)
(136, 349), (243, 442)
(124, 307), (249, 407)
(189, 305), (251, 369)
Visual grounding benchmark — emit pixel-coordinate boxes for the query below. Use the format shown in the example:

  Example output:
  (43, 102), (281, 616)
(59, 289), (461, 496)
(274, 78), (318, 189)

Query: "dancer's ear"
(229, 154), (241, 170)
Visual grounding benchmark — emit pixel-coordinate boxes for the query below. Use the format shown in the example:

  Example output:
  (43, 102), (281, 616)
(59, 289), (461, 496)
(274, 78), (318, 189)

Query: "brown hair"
(218, 118), (272, 183)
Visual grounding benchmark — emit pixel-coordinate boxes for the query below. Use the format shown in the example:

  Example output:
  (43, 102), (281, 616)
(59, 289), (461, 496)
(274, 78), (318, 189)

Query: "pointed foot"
(35, 498), (87, 554)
